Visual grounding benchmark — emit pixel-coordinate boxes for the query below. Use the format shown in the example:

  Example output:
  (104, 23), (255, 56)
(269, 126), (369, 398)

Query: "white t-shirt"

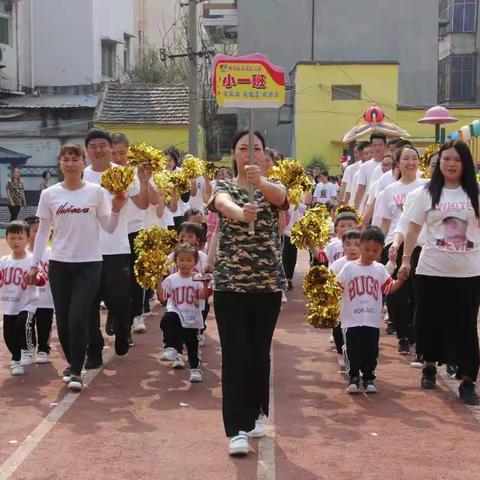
(408, 186), (480, 277)
(0, 254), (41, 315)
(162, 272), (204, 329)
(36, 182), (111, 262)
(394, 186), (427, 246)
(144, 204), (175, 229)
(189, 176), (206, 212)
(324, 237), (344, 264)
(343, 162), (361, 194)
(84, 165), (140, 255)
(337, 260), (393, 329)
(370, 164), (384, 188)
(356, 159), (382, 209)
(376, 178), (425, 245)
(313, 182), (337, 204)
(127, 199), (145, 234)
(37, 248), (54, 309)
(329, 255), (348, 275)
(348, 170), (361, 206)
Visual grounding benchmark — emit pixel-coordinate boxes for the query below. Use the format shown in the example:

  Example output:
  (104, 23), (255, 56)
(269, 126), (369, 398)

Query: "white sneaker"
(229, 432), (249, 456)
(247, 414), (266, 438)
(10, 361), (24, 376)
(281, 291), (288, 303)
(20, 349), (34, 366)
(132, 315), (146, 333)
(198, 333), (205, 346)
(172, 354), (185, 369)
(160, 347), (177, 362)
(189, 368), (203, 383)
(35, 351), (50, 364)
(68, 376), (83, 392)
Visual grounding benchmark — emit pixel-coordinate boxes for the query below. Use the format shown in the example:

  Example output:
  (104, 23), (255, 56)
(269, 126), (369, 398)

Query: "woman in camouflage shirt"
(209, 130), (288, 456)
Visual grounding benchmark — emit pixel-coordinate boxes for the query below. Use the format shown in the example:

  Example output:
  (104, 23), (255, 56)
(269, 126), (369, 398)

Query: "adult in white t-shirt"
(399, 141), (480, 405)
(340, 144), (361, 203)
(83, 129), (150, 368)
(313, 171), (337, 204)
(376, 146), (424, 354)
(31, 143), (126, 390)
(353, 134), (387, 212)
(348, 141), (372, 206)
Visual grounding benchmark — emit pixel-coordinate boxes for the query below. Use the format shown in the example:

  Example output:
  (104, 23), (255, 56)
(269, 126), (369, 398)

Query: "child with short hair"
(2, 221), (46, 376)
(336, 226), (405, 394)
(157, 243), (212, 383)
(24, 216), (54, 364)
(329, 229), (361, 371)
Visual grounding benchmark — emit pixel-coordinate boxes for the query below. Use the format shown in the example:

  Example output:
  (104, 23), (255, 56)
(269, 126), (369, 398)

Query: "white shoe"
(198, 333), (205, 346)
(189, 368), (203, 382)
(160, 347), (177, 362)
(10, 361), (24, 376)
(68, 376), (83, 392)
(247, 414), (266, 438)
(35, 351), (50, 364)
(329, 334), (334, 344)
(229, 432), (249, 456)
(132, 315), (146, 333)
(281, 291), (288, 303)
(20, 349), (34, 366)
(172, 354), (185, 369)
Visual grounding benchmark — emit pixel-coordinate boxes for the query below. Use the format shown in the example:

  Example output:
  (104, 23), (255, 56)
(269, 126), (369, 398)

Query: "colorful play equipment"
(447, 117), (480, 164)
(418, 105), (458, 143)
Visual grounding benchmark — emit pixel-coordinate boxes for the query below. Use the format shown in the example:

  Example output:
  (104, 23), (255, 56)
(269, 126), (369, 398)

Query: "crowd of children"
(1, 128), (480, 459)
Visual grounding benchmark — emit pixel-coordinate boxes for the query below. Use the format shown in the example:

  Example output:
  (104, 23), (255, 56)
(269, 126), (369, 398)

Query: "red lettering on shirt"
(170, 286), (200, 308)
(348, 275), (380, 301)
(0, 267), (30, 290)
(56, 202), (90, 215)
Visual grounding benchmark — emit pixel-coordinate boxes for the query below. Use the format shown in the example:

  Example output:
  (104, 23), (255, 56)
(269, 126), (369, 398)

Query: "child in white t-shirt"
(336, 226), (405, 394)
(157, 243), (212, 383)
(2, 222), (46, 376)
(329, 229), (361, 371)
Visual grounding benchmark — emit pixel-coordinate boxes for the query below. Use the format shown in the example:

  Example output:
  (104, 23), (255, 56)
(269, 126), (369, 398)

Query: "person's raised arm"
(130, 164), (152, 210)
(246, 164), (286, 207)
(213, 192), (258, 224)
(97, 191), (127, 233)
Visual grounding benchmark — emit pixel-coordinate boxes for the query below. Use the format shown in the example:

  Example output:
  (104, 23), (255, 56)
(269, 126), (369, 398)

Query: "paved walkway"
(0, 246), (479, 480)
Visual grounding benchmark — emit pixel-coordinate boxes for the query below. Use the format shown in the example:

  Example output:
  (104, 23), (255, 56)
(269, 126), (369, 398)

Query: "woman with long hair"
(6, 167), (26, 221)
(209, 129), (287, 456)
(399, 140), (480, 405)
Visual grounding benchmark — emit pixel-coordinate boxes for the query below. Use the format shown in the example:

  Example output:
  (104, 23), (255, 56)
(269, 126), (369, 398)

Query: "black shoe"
(62, 366), (71, 383)
(446, 364), (458, 377)
(287, 280), (294, 291)
(106, 312), (116, 336)
(459, 381), (480, 406)
(421, 366), (437, 390)
(85, 356), (103, 370)
(115, 332), (130, 356)
(397, 338), (410, 355)
(127, 332), (134, 347)
(385, 323), (396, 335)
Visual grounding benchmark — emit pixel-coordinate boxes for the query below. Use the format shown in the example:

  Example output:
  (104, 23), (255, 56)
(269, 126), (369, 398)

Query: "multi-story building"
(439, 0), (479, 104)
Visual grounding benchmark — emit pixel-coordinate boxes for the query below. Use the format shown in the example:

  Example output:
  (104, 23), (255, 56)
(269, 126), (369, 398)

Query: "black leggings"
(128, 231), (145, 324)
(214, 290), (281, 437)
(8, 205), (21, 221)
(282, 235), (298, 281)
(3, 311), (34, 361)
(87, 254), (131, 360)
(160, 312), (199, 368)
(415, 274), (480, 381)
(346, 326), (379, 380)
(49, 261), (102, 375)
(32, 308), (54, 354)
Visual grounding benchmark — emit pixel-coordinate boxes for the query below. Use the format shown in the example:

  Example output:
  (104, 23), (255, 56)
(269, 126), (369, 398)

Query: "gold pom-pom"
(133, 225), (177, 289)
(182, 154), (206, 180)
(419, 144), (440, 179)
(127, 143), (166, 172)
(205, 162), (217, 180)
(269, 159), (314, 206)
(303, 266), (342, 328)
(171, 170), (191, 194)
(291, 205), (331, 249)
(101, 165), (135, 193)
(335, 205), (362, 225)
(153, 170), (190, 202)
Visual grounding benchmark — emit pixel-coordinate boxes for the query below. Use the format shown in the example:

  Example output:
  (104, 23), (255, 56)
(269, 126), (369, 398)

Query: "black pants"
(282, 235), (298, 281)
(50, 261), (102, 375)
(384, 243), (418, 341)
(87, 254), (131, 360)
(332, 325), (344, 354)
(128, 231), (145, 325)
(160, 312), (199, 368)
(32, 308), (54, 354)
(8, 205), (21, 221)
(214, 290), (281, 437)
(345, 326), (379, 380)
(3, 311), (34, 361)
(415, 275), (480, 381)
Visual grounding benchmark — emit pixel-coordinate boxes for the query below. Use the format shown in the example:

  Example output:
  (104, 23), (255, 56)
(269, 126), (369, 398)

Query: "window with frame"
(123, 34), (131, 72)
(0, 14), (10, 45)
(439, 54), (476, 102)
(331, 85), (361, 100)
(453, 0), (476, 32)
(101, 40), (116, 78)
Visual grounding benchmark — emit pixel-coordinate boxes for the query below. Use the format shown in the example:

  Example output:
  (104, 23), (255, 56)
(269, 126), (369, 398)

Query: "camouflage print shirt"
(209, 179), (287, 293)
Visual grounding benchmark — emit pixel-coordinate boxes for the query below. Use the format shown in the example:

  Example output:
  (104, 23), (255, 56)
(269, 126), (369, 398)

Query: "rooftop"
(94, 83), (189, 125)
(0, 94), (99, 109)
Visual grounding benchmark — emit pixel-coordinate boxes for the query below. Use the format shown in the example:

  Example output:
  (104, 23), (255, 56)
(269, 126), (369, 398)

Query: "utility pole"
(188, 0), (199, 155)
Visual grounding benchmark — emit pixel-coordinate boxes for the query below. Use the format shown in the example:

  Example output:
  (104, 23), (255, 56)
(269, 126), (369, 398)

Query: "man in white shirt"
(340, 144), (362, 203)
(84, 129), (151, 368)
(313, 170), (337, 205)
(347, 141), (371, 206)
(353, 133), (387, 212)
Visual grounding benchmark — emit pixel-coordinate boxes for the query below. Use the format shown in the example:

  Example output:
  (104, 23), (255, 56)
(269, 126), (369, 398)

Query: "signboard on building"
(212, 53), (285, 108)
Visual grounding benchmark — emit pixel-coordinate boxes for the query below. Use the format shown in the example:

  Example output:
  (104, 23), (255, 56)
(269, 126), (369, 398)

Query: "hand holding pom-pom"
(101, 165), (135, 193)
(182, 154), (206, 180)
(291, 205), (331, 250)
